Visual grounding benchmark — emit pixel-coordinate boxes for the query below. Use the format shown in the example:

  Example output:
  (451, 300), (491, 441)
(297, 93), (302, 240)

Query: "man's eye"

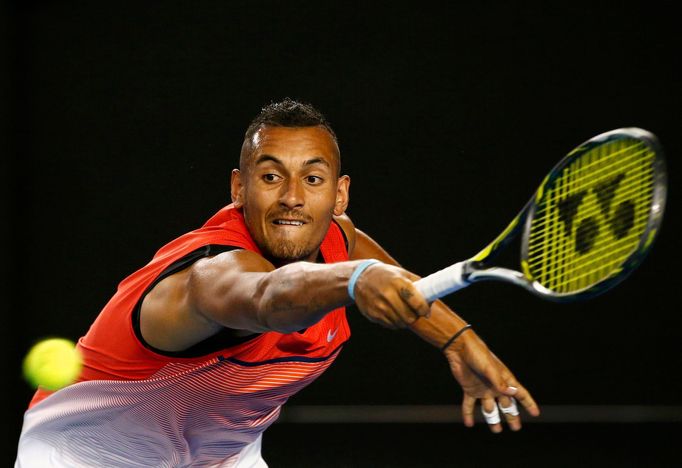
(306, 176), (323, 184)
(263, 174), (280, 182)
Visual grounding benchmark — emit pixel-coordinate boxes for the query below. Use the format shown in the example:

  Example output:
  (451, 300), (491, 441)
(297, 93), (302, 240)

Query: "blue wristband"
(348, 259), (381, 301)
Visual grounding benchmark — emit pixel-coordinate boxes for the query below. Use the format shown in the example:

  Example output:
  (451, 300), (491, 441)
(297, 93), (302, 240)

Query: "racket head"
(520, 127), (666, 301)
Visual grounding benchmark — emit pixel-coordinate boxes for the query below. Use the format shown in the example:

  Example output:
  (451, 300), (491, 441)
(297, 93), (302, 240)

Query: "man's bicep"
(188, 250), (276, 332)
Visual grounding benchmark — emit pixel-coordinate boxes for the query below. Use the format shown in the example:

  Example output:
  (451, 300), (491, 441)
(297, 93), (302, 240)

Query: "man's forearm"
(409, 300), (469, 351)
(256, 260), (361, 333)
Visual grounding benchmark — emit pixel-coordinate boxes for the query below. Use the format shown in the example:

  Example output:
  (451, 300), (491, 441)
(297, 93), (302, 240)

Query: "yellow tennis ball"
(23, 338), (83, 391)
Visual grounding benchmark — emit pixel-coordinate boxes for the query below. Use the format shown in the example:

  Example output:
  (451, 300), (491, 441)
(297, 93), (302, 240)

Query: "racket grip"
(413, 261), (470, 302)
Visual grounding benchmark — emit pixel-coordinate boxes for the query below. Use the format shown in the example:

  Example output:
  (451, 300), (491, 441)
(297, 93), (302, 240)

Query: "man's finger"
(461, 395), (476, 428)
(398, 283), (431, 318)
(480, 365), (530, 408)
(367, 301), (402, 330)
(481, 398), (502, 433)
(484, 355), (539, 407)
(385, 289), (421, 327)
(497, 396), (522, 431)
(510, 384), (541, 417)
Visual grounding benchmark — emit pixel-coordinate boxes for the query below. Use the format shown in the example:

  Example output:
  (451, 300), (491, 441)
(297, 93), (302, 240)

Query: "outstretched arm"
(336, 214), (540, 432)
(140, 236), (432, 353)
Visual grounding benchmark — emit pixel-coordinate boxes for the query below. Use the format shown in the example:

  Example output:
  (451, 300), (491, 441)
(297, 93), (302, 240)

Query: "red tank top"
(29, 204), (350, 407)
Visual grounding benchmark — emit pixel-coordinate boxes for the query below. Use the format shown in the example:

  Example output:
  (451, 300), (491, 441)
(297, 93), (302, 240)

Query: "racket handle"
(413, 261), (470, 302)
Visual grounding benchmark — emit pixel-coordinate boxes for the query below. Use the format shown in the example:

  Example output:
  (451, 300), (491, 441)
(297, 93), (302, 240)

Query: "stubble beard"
(262, 239), (314, 263)
(245, 214), (318, 263)
(242, 204), (329, 264)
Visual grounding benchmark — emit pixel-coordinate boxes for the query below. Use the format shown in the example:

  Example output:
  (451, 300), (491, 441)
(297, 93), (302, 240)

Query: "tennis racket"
(414, 127), (667, 302)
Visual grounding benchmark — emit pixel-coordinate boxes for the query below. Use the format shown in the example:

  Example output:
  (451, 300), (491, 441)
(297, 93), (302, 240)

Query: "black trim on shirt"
(132, 244), (261, 358)
(219, 343), (344, 365)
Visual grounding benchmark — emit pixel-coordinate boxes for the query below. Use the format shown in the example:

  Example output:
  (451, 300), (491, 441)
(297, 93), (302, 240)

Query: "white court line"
(278, 405), (682, 423)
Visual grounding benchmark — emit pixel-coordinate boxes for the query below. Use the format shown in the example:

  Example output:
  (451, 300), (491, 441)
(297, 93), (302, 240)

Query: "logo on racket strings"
(556, 172), (635, 254)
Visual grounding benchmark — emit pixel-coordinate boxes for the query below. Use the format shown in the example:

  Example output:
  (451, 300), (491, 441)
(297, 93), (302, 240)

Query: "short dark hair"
(240, 98), (341, 175)
(244, 97), (338, 143)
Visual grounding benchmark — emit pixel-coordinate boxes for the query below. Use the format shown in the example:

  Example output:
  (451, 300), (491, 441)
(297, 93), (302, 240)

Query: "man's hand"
(352, 263), (431, 329)
(444, 329), (540, 432)
(343, 224), (540, 432)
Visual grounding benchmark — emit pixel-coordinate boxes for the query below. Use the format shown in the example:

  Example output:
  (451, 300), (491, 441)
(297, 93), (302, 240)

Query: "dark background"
(3, 1), (680, 466)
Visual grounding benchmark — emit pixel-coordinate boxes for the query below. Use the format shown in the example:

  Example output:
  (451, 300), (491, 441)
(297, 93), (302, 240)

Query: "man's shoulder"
(147, 206), (257, 263)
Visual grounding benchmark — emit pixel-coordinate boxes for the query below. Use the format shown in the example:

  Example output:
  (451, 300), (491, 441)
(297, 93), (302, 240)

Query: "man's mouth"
(272, 219), (306, 226)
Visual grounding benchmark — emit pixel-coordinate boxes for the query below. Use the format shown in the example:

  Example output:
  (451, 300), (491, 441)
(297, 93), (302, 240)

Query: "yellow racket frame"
(519, 128), (666, 300)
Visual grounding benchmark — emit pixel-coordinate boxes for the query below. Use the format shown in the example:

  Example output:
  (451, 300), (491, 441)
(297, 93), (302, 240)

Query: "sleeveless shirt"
(16, 204), (350, 467)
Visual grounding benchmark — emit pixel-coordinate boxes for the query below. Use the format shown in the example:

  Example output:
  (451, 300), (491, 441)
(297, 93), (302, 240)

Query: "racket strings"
(527, 179), (653, 244)
(544, 246), (639, 287)
(528, 150), (652, 231)
(529, 149), (651, 244)
(526, 139), (655, 294)
(543, 141), (651, 292)
(544, 144), (651, 291)
(557, 145), (650, 192)
(529, 235), (642, 285)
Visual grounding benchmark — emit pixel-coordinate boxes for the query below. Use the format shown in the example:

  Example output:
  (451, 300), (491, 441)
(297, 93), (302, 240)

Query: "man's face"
(231, 126), (350, 264)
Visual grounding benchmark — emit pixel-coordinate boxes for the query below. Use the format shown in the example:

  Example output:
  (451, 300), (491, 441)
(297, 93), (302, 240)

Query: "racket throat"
(468, 266), (528, 289)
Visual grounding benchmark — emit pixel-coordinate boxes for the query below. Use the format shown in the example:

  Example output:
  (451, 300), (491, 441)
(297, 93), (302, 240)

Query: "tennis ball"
(23, 338), (83, 391)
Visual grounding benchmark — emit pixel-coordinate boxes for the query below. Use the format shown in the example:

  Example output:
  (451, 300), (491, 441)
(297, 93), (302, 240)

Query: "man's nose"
(279, 178), (305, 209)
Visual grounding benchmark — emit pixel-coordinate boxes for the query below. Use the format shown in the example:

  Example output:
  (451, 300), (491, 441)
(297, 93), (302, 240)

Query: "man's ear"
(333, 175), (350, 216)
(231, 169), (244, 208)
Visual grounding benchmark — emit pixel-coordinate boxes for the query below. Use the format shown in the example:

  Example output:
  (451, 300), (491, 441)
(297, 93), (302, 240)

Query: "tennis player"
(15, 98), (540, 467)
